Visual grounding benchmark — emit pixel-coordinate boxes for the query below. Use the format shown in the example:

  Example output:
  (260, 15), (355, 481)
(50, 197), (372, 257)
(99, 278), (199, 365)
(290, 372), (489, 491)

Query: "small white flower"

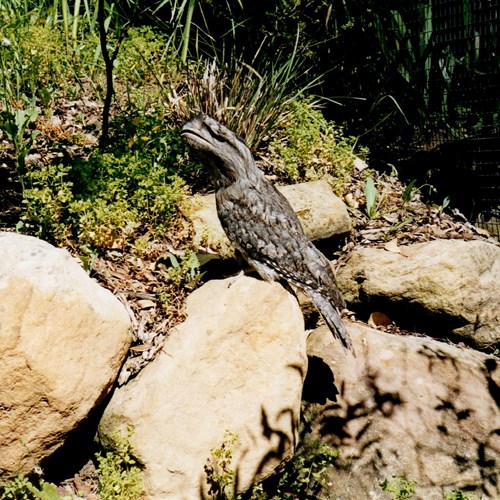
(2, 37), (11, 46)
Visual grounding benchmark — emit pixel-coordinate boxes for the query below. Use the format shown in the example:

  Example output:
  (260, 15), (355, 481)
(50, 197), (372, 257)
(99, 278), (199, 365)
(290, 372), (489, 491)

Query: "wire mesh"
(401, 0), (499, 237)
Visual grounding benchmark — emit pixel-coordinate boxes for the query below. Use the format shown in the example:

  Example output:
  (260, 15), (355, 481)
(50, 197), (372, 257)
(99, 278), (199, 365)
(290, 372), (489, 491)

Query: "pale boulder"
(337, 239), (500, 348)
(0, 232), (131, 477)
(304, 323), (500, 499)
(187, 179), (351, 257)
(98, 276), (307, 499)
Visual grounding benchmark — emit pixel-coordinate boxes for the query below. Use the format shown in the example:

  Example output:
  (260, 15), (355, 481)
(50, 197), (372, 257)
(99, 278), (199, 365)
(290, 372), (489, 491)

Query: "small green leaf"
(441, 196), (450, 211)
(402, 179), (417, 203)
(365, 176), (377, 218)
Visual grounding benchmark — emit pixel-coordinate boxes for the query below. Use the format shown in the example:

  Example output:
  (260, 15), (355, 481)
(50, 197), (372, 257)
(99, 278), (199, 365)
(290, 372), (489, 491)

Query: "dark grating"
(401, 0), (499, 237)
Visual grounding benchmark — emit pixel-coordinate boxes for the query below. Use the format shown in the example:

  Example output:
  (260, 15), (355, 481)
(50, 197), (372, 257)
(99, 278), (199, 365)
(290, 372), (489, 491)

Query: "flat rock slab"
(304, 323), (500, 499)
(337, 239), (500, 349)
(0, 232), (131, 477)
(186, 179), (351, 257)
(98, 276), (307, 499)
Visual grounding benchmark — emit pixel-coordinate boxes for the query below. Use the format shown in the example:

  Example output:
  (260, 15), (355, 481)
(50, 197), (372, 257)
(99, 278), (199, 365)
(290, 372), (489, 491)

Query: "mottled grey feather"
(181, 114), (354, 353)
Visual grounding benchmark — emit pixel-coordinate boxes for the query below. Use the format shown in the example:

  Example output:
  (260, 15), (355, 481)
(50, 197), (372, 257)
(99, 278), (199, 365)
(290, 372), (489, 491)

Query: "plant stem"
(181, 0), (196, 64)
(97, 0), (128, 148)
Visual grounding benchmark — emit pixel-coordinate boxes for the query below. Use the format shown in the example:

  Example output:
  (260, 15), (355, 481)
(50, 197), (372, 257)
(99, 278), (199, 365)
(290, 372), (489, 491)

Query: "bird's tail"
(308, 289), (355, 355)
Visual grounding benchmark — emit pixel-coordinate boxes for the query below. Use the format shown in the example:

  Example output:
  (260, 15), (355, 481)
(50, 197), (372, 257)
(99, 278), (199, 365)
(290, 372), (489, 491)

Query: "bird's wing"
(217, 177), (303, 247)
(298, 244), (346, 307)
(217, 178), (327, 285)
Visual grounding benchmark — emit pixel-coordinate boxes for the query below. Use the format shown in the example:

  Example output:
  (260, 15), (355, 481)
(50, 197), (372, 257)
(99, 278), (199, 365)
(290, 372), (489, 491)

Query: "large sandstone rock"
(337, 239), (500, 348)
(98, 276), (307, 499)
(304, 323), (500, 499)
(0, 232), (131, 477)
(187, 179), (351, 257)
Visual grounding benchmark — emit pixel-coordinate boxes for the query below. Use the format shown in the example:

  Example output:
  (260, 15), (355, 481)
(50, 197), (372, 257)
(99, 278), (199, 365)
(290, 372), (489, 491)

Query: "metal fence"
(402, 0), (499, 236)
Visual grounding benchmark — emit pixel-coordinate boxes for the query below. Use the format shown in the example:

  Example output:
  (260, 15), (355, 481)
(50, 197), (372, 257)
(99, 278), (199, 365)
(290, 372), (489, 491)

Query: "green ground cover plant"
(380, 475), (416, 499)
(268, 98), (366, 194)
(18, 129), (190, 251)
(204, 433), (339, 499)
(0, 474), (70, 500)
(95, 429), (143, 500)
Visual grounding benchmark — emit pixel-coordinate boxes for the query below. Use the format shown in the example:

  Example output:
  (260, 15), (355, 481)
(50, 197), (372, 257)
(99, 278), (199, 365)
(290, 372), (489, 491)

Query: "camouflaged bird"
(181, 115), (354, 353)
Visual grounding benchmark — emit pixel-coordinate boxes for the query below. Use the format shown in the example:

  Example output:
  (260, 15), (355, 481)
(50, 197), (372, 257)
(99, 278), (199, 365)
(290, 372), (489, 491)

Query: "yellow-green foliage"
(19, 151), (188, 250)
(0, 474), (72, 500)
(70, 152), (188, 249)
(115, 26), (174, 86)
(269, 440), (338, 499)
(96, 429), (143, 500)
(268, 98), (365, 195)
(444, 491), (477, 500)
(20, 163), (74, 241)
(18, 25), (70, 90)
(165, 252), (202, 290)
(204, 431), (239, 499)
(0, 22), (97, 102)
(203, 433), (339, 500)
(380, 475), (416, 499)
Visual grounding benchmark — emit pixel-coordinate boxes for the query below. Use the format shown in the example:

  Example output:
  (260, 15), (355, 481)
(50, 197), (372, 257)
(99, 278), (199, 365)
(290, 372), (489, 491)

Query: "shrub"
(0, 474), (71, 500)
(203, 433), (339, 500)
(18, 25), (70, 95)
(267, 98), (365, 194)
(269, 440), (338, 499)
(204, 431), (240, 499)
(114, 26), (174, 87)
(0, 19), (96, 104)
(96, 428), (143, 500)
(69, 151), (188, 249)
(18, 162), (74, 242)
(380, 475), (416, 499)
(170, 44), (323, 150)
(445, 490), (476, 500)
(18, 122), (190, 251)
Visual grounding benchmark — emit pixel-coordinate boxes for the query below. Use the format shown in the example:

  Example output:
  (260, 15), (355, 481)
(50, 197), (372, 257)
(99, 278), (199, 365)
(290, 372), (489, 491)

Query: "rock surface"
(98, 276), (307, 499)
(337, 239), (500, 348)
(187, 179), (351, 257)
(304, 323), (500, 499)
(0, 232), (131, 477)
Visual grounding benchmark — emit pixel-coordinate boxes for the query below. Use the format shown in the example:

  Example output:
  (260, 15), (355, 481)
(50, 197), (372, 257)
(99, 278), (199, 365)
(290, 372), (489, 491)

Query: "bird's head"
(181, 115), (255, 186)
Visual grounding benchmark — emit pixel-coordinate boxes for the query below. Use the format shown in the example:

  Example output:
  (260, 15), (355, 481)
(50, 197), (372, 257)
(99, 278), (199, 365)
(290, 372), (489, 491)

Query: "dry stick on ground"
(97, 0), (129, 148)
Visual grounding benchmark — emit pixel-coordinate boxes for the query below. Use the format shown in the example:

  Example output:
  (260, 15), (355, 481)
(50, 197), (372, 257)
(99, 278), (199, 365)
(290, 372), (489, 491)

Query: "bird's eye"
(213, 129), (227, 141)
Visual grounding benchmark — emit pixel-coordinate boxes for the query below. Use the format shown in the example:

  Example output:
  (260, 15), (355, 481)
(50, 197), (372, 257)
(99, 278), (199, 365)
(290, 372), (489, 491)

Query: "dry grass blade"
(168, 44), (322, 149)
